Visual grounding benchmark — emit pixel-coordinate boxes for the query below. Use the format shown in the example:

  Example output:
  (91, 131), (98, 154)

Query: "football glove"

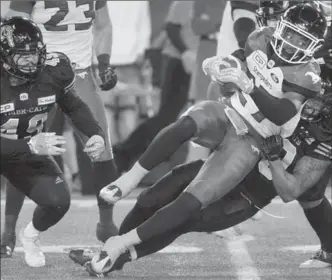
(260, 135), (283, 162)
(217, 67), (254, 95)
(97, 54), (118, 91)
(28, 132), (66, 156)
(83, 135), (105, 161)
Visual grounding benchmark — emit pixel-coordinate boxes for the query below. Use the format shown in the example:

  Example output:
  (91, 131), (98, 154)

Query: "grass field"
(1, 190), (331, 280)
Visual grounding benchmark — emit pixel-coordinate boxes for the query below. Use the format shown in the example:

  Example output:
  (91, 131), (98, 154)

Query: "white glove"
(181, 50), (196, 74)
(83, 135), (105, 161)
(28, 132), (66, 155)
(202, 55), (226, 82)
(217, 68), (254, 95)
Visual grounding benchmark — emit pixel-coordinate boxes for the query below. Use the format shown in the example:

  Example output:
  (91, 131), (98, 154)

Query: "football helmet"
(302, 91), (332, 140)
(271, 3), (327, 64)
(256, 1), (290, 27)
(0, 17), (46, 82)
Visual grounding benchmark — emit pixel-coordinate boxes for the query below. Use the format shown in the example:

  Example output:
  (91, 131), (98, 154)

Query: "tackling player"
(70, 82), (332, 276)
(0, 17), (106, 267)
(1, 0), (119, 258)
(99, 2), (326, 231)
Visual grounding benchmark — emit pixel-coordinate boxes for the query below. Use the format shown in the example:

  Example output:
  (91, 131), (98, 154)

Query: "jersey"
(1, 52), (74, 141)
(31, 1), (104, 70)
(230, 27), (322, 138)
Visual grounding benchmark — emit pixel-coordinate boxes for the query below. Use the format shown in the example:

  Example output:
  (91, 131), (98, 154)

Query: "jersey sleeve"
(45, 52), (75, 96)
(303, 140), (332, 161)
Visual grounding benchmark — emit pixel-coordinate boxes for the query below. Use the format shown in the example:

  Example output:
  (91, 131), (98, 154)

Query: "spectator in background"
(106, 1), (151, 143)
(114, 1), (198, 173)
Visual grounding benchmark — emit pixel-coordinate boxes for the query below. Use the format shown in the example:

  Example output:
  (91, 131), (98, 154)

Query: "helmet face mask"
(256, 0), (290, 28)
(270, 3), (327, 64)
(1, 17), (46, 83)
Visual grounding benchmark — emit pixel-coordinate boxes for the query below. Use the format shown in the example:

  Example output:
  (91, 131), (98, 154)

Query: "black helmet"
(0, 17), (46, 82)
(256, 1), (290, 27)
(302, 91), (332, 141)
(271, 3), (327, 64)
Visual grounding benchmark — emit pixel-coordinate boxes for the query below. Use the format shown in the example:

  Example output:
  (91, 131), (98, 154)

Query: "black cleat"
(0, 232), (16, 258)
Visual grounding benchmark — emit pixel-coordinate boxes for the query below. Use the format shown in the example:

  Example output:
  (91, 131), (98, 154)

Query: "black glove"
(97, 54), (117, 91)
(260, 135), (283, 161)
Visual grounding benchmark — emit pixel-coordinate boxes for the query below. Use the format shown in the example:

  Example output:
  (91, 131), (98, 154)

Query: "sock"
(128, 245), (137, 260)
(4, 184), (25, 234)
(92, 159), (119, 224)
(24, 221), (40, 237)
(136, 192), (202, 242)
(120, 229), (142, 247)
(113, 162), (149, 196)
(303, 196), (332, 253)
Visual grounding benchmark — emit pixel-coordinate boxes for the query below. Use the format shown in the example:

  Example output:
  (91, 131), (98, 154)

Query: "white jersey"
(31, 1), (96, 70)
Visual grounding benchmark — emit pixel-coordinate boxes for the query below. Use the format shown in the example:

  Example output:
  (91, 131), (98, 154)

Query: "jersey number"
(0, 113), (48, 140)
(258, 139), (297, 180)
(44, 0), (95, 31)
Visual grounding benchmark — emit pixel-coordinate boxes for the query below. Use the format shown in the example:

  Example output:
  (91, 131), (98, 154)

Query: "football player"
(69, 83), (332, 276)
(98, 2), (326, 231)
(1, 0), (119, 258)
(0, 17), (107, 267)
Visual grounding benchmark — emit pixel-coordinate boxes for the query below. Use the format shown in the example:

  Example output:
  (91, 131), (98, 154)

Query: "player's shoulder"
(245, 27), (273, 55)
(43, 52), (75, 91)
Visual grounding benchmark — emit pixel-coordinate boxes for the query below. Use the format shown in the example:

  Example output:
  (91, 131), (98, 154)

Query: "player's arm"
(231, 0), (258, 49)
(93, 1), (112, 63)
(269, 156), (331, 202)
(6, 1), (35, 18)
(57, 86), (105, 139)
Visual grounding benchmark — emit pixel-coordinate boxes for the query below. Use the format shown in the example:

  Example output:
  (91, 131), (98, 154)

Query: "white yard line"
(225, 237), (261, 280)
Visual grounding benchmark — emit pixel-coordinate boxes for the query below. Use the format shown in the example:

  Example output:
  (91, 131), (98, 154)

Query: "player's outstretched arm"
(6, 1), (34, 18)
(269, 156), (330, 202)
(99, 116), (198, 204)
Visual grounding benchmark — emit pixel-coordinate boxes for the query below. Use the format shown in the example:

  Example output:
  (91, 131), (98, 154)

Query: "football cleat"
(96, 222), (119, 243)
(99, 184), (123, 205)
(0, 232), (16, 258)
(19, 228), (45, 267)
(299, 249), (332, 268)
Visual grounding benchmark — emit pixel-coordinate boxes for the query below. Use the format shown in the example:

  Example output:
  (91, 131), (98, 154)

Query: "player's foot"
(19, 228), (45, 267)
(96, 222), (118, 243)
(69, 248), (127, 271)
(299, 249), (332, 268)
(0, 232), (16, 258)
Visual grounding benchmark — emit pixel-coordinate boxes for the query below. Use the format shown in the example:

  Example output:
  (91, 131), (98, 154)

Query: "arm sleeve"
(250, 91), (298, 126)
(233, 17), (256, 49)
(9, 1), (35, 14)
(165, 22), (187, 54)
(56, 88), (105, 139)
(0, 137), (31, 160)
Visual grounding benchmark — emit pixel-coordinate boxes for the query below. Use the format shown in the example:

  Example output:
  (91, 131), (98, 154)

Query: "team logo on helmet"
(1, 25), (15, 47)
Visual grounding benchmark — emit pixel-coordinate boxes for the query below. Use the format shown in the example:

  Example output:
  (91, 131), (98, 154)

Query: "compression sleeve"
(56, 87), (105, 139)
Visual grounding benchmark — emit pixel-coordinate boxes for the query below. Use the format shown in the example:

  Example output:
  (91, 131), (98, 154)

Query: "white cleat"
(299, 249), (332, 269)
(19, 228), (45, 267)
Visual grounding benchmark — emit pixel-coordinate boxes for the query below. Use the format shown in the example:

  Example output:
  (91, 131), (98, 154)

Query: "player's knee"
(298, 199), (323, 210)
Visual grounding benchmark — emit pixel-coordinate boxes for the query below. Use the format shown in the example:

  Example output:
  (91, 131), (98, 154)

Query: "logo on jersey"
(305, 72), (321, 84)
(38, 95), (56, 105)
(253, 52), (266, 69)
(0, 103), (15, 114)
(19, 93), (29, 101)
(270, 73), (279, 84)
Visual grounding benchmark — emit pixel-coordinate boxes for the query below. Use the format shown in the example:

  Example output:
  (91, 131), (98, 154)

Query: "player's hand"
(181, 50), (196, 74)
(202, 55), (226, 82)
(217, 68), (254, 95)
(260, 135), (283, 162)
(28, 132), (66, 156)
(84, 135), (105, 161)
(97, 54), (117, 91)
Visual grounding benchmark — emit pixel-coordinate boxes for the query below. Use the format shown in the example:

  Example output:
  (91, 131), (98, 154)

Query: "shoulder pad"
(44, 52), (75, 91)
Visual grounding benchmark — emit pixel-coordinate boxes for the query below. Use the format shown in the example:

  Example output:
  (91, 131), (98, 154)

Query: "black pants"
(118, 55), (191, 170)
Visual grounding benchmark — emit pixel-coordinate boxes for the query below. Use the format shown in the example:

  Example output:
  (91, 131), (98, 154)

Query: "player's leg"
(69, 160), (203, 267)
(73, 68), (119, 241)
(0, 183), (25, 258)
(2, 158), (70, 267)
(298, 170), (332, 268)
